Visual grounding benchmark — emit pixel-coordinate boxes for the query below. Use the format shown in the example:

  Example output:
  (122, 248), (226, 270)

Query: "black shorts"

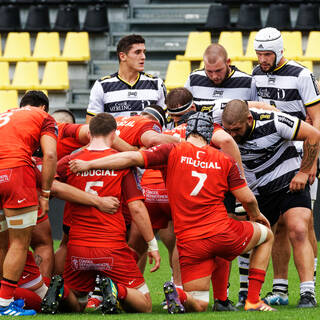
(256, 185), (311, 226)
(224, 192), (236, 214)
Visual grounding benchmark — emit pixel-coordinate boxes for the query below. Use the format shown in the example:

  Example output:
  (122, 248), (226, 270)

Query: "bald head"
(203, 44), (228, 64)
(222, 100), (250, 125)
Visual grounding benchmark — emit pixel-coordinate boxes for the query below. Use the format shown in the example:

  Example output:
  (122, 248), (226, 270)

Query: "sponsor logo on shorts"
(128, 280), (135, 286)
(71, 256), (114, 271)
(18, 198), (26, 204)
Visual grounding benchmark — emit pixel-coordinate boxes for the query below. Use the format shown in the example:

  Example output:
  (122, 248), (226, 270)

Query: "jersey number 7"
(190, 171), (207, 196)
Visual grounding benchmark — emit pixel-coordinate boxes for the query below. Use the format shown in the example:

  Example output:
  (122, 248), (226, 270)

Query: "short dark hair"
(20, 91), (49, 112)
(51, 109), (76, 124)
(165, 87), (193, 110)
(116, 34), (145, 62)
(141, 104), (167, 128)
(89, 113), (117, 137)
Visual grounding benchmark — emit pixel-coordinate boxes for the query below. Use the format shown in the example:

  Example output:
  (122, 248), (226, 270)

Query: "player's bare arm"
(51, 180), (119, 214)
(248, 101), (278, 111)
(128, 200), (161, 272)
(40, 134), (57, 215)
(140, 131), (180, 148)
(290, 120), (320, 191)
(69, 151), (144, 173)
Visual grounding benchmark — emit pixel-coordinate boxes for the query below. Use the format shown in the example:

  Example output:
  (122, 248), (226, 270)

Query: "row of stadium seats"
(176, 31), (320, 62)
(0, 61), (69, 90)
(0, 32), (90, 62)
(0, 3), (109, 32)
(202, 3), (320, 31)
(164, 60), (314, 91)
(0, 90), (19, 113)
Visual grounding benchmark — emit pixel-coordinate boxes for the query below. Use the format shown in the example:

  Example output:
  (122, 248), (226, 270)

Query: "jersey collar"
(117, 72), (141, 88)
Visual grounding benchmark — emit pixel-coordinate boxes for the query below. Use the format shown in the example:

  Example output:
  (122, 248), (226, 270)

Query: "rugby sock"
(211, 257), (229, 301)
(176, 288), (187, 304)
(314, 258), (317, 285)
(247, 268), (266, 304)
(0, 278), (17, 307)
(238, 252), (250, 294)
(175, 285), (183, 290)
(14, 288), (42, 312)
(272, 279), (288, 295)
(117, 284), (127, 300)
(300, 281), (315, 295)
(63, 284), (70, 299)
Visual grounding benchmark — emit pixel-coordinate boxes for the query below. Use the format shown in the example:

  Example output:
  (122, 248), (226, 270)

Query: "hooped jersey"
(0, 107), (57, 169)
(87, 72), (167, 118)
(141, 142), (246, 242)
(116, 115), (162, 147)
(57, 148), (144, 248)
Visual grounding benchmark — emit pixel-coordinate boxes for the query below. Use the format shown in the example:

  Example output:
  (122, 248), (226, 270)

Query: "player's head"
(222, 99), (253, 144)
(141, 104), (167, 128)
(117, 34), (145, 72)
(20, 90), (49, 112)
(166, 87), (196, 123)
(89, 113), (117, 138)
(185, 112), (213, 144)
(203, 44), (231, 85)
(51, 109), (75, 124)
(254, 27), (283, 72)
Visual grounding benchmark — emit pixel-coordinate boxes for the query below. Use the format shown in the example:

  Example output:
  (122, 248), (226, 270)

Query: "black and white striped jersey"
(87, 72), (167, 118)
(252, 60), (320, 120)
(185, 66), (257, 112)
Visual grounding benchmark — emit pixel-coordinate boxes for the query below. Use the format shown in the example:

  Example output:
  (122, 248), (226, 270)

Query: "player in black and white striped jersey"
(86, 34), (166, 122)
(185, 43), (257, 113)
(222, 99), (320, 308)
(252, 27), (320, 308)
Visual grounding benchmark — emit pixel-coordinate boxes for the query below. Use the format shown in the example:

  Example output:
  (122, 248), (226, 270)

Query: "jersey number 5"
(85, 181), (103, 195)
(190, 171), (207, 196)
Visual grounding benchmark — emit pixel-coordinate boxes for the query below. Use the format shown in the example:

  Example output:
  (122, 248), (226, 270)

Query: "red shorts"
(37, 209), (49, 224)
(64, 244), (145, 293)
(177, 219), (254, 284)
(142, 183), (171, 230)
(0, 166), (38, 209)
(18, 251), (41, 288)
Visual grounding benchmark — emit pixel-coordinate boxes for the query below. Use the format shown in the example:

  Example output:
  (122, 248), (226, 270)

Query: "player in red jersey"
(0, 91), (57, 316)
(70, 112), (276, 313)
(42, 113), (160, 314)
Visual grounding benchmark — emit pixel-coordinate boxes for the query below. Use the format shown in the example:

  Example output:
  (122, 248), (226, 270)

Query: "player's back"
(166, 142), (241, 242)
(0, 107), (57, 169)
(116, 115), (161, 147)
(57, 148), (128, 248)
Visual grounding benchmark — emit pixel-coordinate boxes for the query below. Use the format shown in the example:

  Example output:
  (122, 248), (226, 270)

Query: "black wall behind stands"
(48, 183), (320, 241)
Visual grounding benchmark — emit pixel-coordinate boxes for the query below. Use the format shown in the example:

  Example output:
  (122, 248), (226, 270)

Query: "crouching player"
(42, 113), (160, 314)
(70, 112), (276, 312)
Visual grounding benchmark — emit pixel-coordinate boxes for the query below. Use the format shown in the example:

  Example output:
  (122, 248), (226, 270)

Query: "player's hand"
(148, 250), (161, 272)
(39, 196), (49, 217)
(96, 196), (120, 214)
(69, 159), (90, 173)
(290, 171), (308, 192)
(250, 212), (271, 229)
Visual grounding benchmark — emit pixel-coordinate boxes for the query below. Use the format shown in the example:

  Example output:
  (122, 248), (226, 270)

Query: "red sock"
(0, 279), (17, 300)
(247, 268), (266, 304)
(117, 284), (127, 300)
(14, 288), (42, 312)
(176, 288), (187, 304)
(211, 257), (229, 301)
(63, 284), (70, 299)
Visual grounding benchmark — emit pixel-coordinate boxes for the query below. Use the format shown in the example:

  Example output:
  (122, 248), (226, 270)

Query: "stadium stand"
(31, 32), (61, 61)
(295, 3), (320, 31)
(1, 32), (31, 61)
(218, 31), (244, 60)
(236, 4), (262, 31)
(11, 61), (40, 90)
(0, 5), (21, 31)
(265, 3), (292, 30)
(40, 61), (69, 90)
(303, 31), (320, 61)
(83, 4), (109, 32)
(0, 62), (10, 90)
(54, 4), (80, 32)
(0, 90), (18, 113)
(200, 4), (231, 32)
(25, 4), (51, 32)
(164, 60), (191, 90)
(282, 31), (303, 61)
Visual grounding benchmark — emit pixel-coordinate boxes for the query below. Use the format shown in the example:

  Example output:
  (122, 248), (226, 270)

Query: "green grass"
(33, 241), (320, 319)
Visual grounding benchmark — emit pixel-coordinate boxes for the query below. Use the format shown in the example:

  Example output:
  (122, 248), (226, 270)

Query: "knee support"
(188, 290), (209, 303)
(257, 223), (268, 246)
(6, 210), (37, 229)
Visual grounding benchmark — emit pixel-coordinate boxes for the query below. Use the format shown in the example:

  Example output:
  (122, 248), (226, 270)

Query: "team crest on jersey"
(278, 115), (294, 128)
(128, 91), (138, 97)
(213, 90), (224, 98)
(268, 76), (276, 85)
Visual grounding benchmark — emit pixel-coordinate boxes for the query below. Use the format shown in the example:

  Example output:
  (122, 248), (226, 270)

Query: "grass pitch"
(32, 241), (320, 319)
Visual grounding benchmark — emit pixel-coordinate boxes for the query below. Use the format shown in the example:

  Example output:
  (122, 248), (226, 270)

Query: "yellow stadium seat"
(299, 60), (313, 72)
(282, 31), (303, 60)
(176, 32), (211, 61)
(243, 31), (258, 61)
(11, 62), (40, 90)
(40, 61), (69, 90)
(218, 31), (243, 60)
(31, 32), (61, 61)
(230, 60), (253, 74)
(0, 62), (10, 89)
(57, 32), (90, 61)
(1, 32), (31, 61)
(0, 90), (18, 113)
(303, 32), (320, 61)
(165, 60), (191, 90)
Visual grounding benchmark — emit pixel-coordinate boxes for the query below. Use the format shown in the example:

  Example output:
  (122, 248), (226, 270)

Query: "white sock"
(0, 297), (13, 308)
(300, 281), (315, 295)
(273, 279), (288, 294)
